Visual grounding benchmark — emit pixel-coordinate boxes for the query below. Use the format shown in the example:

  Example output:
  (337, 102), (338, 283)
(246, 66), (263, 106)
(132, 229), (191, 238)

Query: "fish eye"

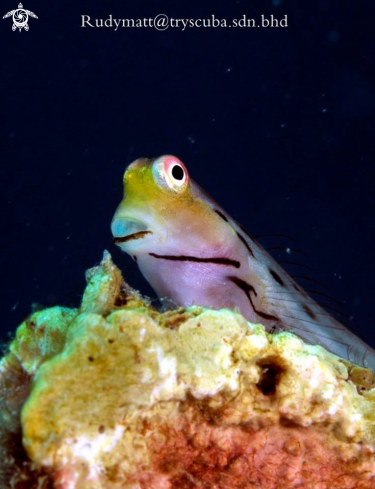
(171, 164), (184, 181)
(152, 155), (189, 192)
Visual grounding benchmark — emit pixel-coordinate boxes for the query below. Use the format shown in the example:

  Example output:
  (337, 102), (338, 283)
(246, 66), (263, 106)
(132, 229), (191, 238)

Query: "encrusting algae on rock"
(1, 251), (375, 488)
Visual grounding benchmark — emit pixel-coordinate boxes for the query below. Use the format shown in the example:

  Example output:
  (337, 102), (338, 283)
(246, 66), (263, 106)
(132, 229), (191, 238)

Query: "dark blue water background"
(1, 0), (375, 349)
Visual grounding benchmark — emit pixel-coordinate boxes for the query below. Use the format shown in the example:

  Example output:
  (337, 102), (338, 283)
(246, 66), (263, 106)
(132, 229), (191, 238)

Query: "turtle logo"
(3, 3), (38, 32)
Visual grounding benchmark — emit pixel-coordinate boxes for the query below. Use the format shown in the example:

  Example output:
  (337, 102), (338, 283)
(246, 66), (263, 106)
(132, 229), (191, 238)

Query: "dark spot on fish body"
(214, 209), (228, 222)
(293, 282), (309, 299)
(302, 304), (316, 320)
(214, 209), (255, 258)
(236, 232), (255, 257)
(228, 275), (257, 296)
(269, 269), (285, 287)
(227, 276), (279, 321)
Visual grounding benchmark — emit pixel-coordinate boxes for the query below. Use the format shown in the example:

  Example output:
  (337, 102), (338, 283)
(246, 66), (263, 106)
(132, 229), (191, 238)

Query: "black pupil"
(172, 165), (184, 181)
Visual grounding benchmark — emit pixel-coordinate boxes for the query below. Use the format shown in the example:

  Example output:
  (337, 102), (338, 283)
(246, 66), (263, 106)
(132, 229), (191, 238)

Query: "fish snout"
(111, 217), (151, 245)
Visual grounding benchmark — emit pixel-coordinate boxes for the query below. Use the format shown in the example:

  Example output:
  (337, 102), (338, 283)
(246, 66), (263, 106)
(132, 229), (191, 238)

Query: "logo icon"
(3, 3), (38, 32)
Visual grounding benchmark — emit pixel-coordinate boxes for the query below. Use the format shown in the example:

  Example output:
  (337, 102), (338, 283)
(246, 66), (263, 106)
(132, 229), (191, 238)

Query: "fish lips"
(111, 217), (152, 244)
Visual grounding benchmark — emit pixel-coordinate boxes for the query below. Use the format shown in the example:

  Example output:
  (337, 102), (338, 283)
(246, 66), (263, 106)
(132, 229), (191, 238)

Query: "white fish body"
(111, 155), (375, 371)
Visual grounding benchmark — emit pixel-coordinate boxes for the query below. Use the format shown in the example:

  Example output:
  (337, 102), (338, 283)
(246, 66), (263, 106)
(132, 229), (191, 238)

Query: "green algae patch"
(10, 306), (78, 375)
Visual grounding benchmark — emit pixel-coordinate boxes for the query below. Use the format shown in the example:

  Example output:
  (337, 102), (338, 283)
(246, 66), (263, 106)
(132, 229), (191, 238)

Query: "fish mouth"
(113, 231), (152, 244)
(111, 217), (152, 244)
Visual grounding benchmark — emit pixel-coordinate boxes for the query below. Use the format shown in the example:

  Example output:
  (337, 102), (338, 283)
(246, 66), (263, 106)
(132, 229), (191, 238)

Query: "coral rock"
(1, 251), (375, 488)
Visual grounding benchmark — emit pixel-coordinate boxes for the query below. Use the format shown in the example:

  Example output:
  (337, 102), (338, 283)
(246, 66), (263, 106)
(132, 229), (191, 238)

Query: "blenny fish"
(111, 155), (375, 370)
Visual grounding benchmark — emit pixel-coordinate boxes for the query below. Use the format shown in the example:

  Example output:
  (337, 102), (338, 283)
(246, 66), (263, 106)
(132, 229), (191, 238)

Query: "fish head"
(111, 155), (235, 258)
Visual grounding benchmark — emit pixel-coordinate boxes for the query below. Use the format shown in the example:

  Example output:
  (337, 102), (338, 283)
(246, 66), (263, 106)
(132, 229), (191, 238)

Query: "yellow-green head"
(111, 155), (233, 257)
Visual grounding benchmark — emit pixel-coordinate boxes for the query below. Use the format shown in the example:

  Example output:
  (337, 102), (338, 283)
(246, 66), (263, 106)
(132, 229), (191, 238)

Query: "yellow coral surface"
(3, 251), (375, 488)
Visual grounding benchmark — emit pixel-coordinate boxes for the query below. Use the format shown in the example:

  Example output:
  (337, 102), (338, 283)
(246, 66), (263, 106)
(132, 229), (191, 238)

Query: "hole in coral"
(88, 356), (94, 362)
(256, 359), (284, 395)
(114, 286), (128, 307)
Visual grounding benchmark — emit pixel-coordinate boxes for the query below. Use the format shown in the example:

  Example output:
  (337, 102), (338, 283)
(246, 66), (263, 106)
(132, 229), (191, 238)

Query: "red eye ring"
(153, 155), (189, 191)
(163, 156), (188, 181)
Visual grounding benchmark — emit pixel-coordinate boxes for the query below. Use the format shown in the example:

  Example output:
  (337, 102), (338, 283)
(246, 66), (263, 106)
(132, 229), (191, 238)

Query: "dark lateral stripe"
(113, 231), (152, 244)
(214, 209), (228, 222)
(149, 253), (240, 268)
(228, 275), (279, 321)
(236, 231), (255, 257)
